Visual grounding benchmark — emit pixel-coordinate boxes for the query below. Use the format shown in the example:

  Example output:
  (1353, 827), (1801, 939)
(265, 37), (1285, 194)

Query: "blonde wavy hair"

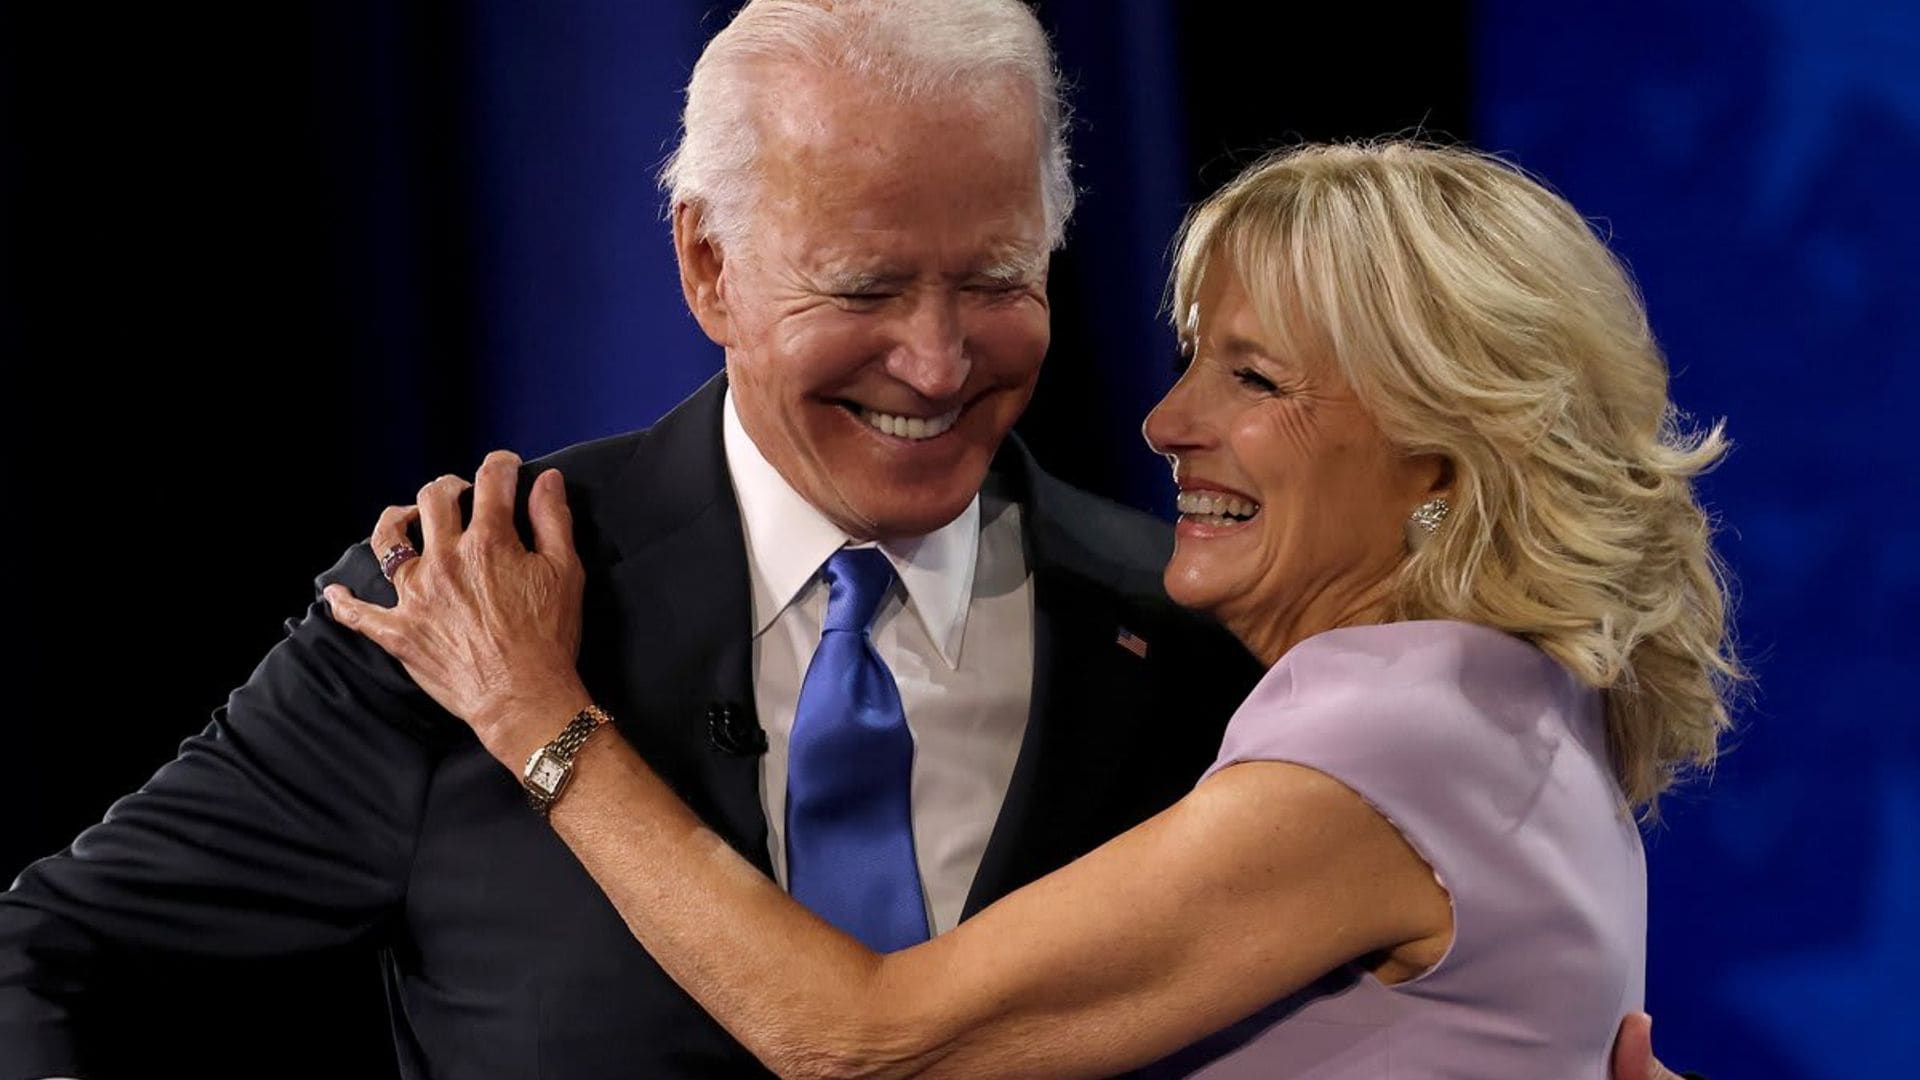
(1171, 141), (1742, 816)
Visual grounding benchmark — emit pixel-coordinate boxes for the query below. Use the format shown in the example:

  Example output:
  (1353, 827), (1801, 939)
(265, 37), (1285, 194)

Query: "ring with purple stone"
(378, 542), (421, 583)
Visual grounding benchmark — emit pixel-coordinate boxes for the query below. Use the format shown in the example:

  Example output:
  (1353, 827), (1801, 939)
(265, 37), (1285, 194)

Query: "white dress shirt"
(29, 405), (1035, 1080)
(722, 391), (1034, 935)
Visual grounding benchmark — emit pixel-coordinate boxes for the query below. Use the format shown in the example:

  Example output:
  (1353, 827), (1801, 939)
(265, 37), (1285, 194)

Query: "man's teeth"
(1175, 490), (1261, 523)
(861, 407), (961, 441)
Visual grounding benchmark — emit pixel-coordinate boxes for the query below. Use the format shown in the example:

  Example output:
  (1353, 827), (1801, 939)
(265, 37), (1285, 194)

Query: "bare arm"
(324, 452), (1447, 1077)
(327, 450), (1686, 1080)
(526, 728), (1445, 1079)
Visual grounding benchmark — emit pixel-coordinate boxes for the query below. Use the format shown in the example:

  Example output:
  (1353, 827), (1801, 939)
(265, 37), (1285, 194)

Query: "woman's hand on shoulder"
(324, 450), (592, 766)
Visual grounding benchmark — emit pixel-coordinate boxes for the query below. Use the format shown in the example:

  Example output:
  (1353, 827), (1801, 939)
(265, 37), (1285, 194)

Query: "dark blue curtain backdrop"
(438, 0), (1467, 510)
(1476, 4), (1919, 1076)
(459, 1), (717, 455)
(7, 1), (1904, 1077)
(449, 0), (1203, 506)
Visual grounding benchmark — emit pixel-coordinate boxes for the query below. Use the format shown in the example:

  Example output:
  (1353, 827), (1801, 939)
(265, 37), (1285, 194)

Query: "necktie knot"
(821, 548), (895, 634)
(789, 544), (928, 952)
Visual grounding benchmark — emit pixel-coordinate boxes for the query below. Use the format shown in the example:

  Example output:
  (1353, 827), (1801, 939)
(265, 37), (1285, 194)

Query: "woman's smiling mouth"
(1175, 487), (1262, 529)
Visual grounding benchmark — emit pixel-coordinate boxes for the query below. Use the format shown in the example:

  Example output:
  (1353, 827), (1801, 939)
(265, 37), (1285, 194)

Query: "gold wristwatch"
(521, 704), (613, 815)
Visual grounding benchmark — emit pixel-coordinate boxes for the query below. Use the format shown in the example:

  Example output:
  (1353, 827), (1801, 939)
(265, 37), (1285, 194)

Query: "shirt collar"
(722, 390), (978, 668)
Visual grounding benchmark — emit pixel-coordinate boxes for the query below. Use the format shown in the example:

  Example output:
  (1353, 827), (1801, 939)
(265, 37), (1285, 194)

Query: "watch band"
(522, 704), (613, 815)
(548, 704), (611, 762)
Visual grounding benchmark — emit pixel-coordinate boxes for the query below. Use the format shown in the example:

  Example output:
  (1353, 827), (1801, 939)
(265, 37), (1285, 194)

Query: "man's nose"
(886, 292), (969, 400)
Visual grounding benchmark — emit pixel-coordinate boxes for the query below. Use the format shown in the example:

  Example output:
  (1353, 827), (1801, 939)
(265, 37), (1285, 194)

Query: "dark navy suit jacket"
(0, 375), (1261, 1079)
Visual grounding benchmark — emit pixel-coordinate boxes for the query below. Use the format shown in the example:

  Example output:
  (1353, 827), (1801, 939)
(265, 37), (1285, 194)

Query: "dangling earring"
(1406, 497), (1451, 552)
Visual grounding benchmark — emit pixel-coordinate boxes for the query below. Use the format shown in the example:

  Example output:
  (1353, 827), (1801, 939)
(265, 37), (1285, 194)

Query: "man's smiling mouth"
(837, 401), (963, 441)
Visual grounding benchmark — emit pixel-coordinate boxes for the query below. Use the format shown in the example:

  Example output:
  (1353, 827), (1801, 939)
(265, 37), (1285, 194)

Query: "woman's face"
(1142, 263), (1446, 664)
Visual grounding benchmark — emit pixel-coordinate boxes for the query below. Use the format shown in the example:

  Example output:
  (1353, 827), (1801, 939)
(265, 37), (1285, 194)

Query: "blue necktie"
(786, 548), (931, 952)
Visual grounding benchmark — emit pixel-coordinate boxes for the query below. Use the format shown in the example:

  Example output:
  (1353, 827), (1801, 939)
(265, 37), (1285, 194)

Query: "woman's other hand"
(1612, 1013), (1687, 1080)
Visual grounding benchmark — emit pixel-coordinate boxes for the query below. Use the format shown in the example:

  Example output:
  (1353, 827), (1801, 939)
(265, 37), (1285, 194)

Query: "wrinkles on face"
(1253, 393), (1319, 456)
(710, 67), (1052, 540)
(1217, 435), (1404, 661)
(798, 243), (1050, 306)
(721, 264), (840, 364)
(1148, 263), (1431, 662)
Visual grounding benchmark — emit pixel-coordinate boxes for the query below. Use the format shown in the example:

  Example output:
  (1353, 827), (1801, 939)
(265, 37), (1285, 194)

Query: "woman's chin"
(1162, 560), (1278, 659)
(1161, 560), (1228, 616)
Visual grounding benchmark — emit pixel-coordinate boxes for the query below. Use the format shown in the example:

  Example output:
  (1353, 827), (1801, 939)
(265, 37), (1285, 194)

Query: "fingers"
(528, 468), (577, 562)
(371, 504), (420, 554)
(417, 473), (471, 552)
(1609, 1012), (1658, 1080)
(323, 583), (410, 658)
(371, 504), (423, 586)
(390, 452), (536, 594)
(470, 450), (522, 545)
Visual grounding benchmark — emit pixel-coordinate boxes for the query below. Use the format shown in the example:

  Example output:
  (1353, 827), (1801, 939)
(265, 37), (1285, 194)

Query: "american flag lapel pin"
(1115, 626), (1150, 659)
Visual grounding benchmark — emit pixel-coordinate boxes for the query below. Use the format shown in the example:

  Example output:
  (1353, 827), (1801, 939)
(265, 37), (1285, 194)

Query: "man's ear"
(673, 201), (734, 347)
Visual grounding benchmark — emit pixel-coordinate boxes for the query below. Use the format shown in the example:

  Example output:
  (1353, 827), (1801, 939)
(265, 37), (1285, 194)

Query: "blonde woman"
(328, 142), (1735, 1078)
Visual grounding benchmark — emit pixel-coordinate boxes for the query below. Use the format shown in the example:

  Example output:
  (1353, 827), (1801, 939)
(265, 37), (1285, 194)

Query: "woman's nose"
(1143, 371), (1206, 457)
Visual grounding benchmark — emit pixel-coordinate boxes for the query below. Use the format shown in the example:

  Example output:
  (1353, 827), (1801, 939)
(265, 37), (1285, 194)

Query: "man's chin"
(835, 485), (982, 542)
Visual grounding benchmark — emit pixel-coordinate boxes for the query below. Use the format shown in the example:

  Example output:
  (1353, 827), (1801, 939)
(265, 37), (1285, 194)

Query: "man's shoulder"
(995, 438), (1172, 590)
(528, 427), (652, 490)
(1026, 472), (1172, 576)
(527, 372), (729, 496)
(1008, 451), (1262, 693)
(520, 429), (653, 545)
(1006, 438), (1259, 657)
(521, 376), (732, 538)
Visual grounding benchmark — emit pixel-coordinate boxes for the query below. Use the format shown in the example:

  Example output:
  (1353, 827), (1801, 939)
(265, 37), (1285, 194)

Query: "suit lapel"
(571, 391), (1215, 904)
(576, 374), (773, 875)
(962, 443), (1164, 918)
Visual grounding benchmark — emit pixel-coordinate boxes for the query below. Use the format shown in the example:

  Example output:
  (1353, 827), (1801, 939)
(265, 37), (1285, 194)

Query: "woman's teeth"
(861, 406), (961, 441)
(1176, 490), (1261, 526)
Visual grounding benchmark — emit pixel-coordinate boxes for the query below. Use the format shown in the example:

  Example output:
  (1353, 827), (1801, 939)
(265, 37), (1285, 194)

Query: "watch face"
(528, 752), (568, 795)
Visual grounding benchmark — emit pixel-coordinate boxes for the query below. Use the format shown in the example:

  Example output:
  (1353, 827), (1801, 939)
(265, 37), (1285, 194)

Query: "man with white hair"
(0, 2), (1679, 1077)
(0, 4), (1247, 1076)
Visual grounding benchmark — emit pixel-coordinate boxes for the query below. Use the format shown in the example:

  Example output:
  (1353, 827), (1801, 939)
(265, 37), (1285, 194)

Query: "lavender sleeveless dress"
(1160, 620), (1645, 1079)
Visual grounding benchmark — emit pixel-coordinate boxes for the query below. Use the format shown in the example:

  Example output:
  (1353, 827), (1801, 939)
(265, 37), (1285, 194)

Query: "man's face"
(694, 68), (1052, 540)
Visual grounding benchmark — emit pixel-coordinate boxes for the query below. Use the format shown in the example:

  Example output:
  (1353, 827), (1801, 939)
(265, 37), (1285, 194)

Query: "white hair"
(659, 0), (1075, 251)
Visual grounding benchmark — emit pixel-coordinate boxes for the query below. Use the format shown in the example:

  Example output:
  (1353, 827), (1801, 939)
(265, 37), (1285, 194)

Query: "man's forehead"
(752, 60), (1033, 136)
(752, 64), (1039, 176)
(730, 63), (1049, 267)
(800, 233), (1046, 270)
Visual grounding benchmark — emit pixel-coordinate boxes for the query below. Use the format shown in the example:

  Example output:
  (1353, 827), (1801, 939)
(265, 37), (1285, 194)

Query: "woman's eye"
(1233, 367), (1280, 393)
